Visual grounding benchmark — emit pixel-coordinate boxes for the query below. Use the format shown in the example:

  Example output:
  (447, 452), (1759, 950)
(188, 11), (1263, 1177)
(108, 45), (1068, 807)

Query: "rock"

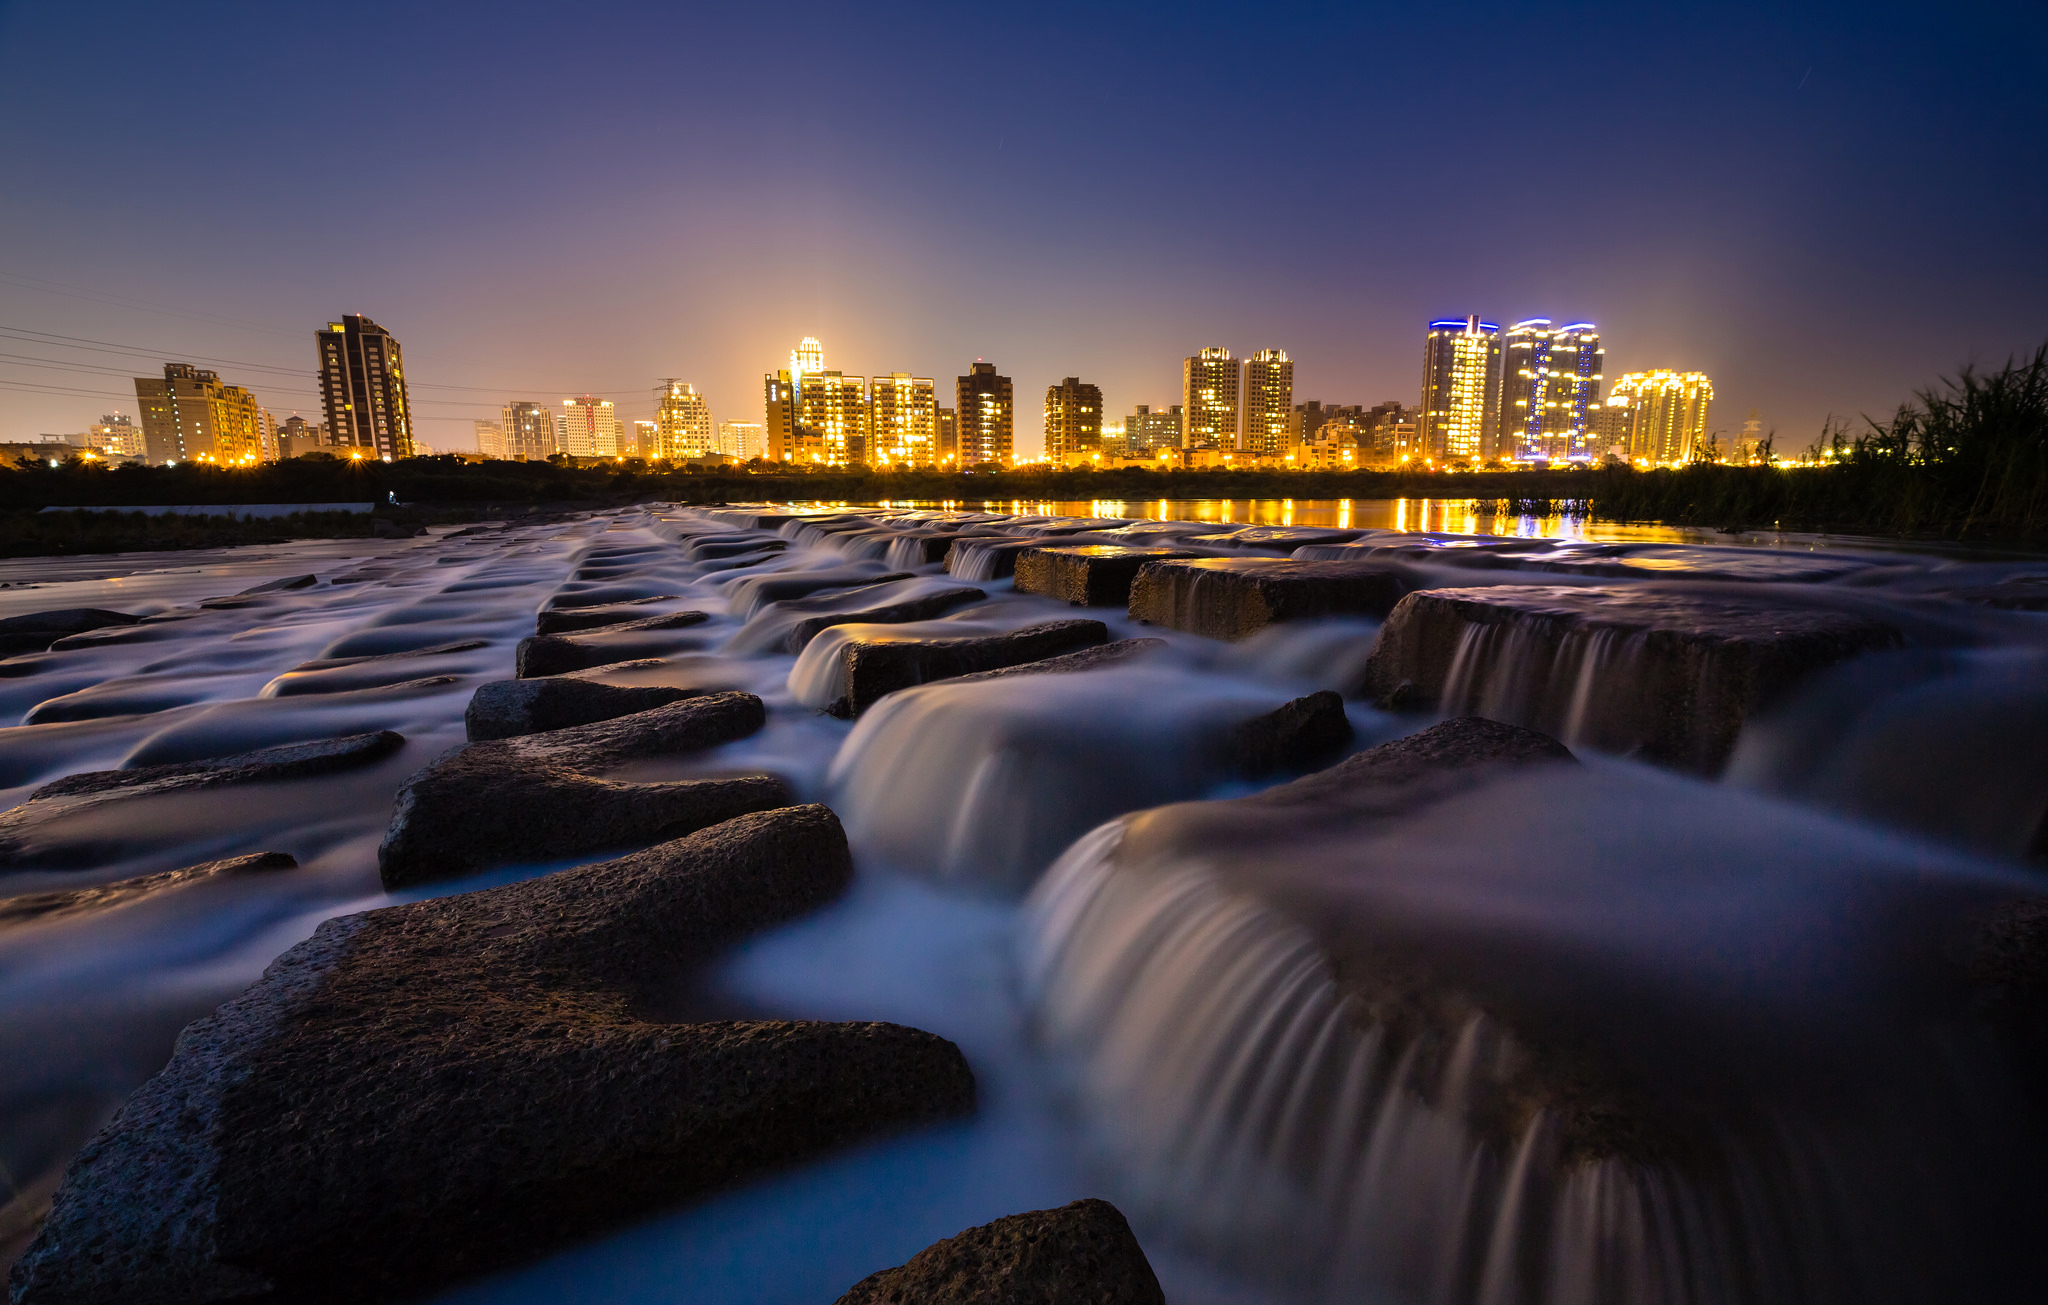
(834, 1199), (1163, 1305)
(1183, 526), (1364, 551)
(533, 596), (688, 635)
(0, 733), (406, 871)
(1222, 690), (1354, 778)
(378, 692), (781, 887)
(465, 670), (702, 741)
(0, 608), (139, 657)
(514, 611), (709, 677)
(1945, 577), (2048, 611)
(9, 807), (978, 1305)
(238, 575), (318, 595)
(943, 637), (1167, 686)
(1128, 558), (1403, 640)
(835, 620), (1110, 716)
(1013, 546), (1203, 606)
(0, 853), (296, 929)
(1354, 585), (1904, 774)
(284, 639), (488, 674)
(265, 640), (491, 697)
(684, 535), (788, 560)
(785, 587), (987, 652)
(726, 570), (914, 619)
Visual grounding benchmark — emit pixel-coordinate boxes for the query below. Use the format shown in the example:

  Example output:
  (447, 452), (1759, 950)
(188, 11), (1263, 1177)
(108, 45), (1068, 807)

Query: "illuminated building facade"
(1242, 349), (1293, 457)
(1498, 320), (1603, 461)
(557, 395), (621, 457)
(718, 421), (766, 460)
(1181, 346), (1239, 450)
(316, 315), (414, 459)
(763, 371), (799, 461)
(935, 407), (958, 463)
(473, 420), (505, 459)
(871, 373), (938, 466)
(502, 401), (557, 460)
(1419, 317), (1500, 463)
(1610, 370), (1713, 464)
(1125, 403), (1182, 454)
(799, 371), (869, 464)
(653, 379), (714, 459)
(134, 363), (264, 465)
(277, 414), (328, 458)
(956, 361), (1014, 466)
(1043, 376), (1103, 464)
(88, 412), (145, 457)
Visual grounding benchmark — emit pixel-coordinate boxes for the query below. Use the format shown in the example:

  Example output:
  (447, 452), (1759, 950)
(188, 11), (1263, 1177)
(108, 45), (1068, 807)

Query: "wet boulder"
(835, 619), (1110, 716)
(943, 637), (1166, 686)
(785, 586), (987, 652)
(1221, 690), (1353, 778)
(262, 640), (491, 697)
(465, 667), (703, 741)
(379, 691), (783, 887)
(1128, 558), (1403, 640)
(834, 1199), (1163, 1305)
(0, 608), (140, 658)
(514, 610), (709, 677)
(534, 595), (689, 635)
(0, 852), (296, 930)
(10, 807), (978, 1305)
(1014, 545), (1204, 606)
(726, 570), (914, 619)
(1355, 584), (1904, 774)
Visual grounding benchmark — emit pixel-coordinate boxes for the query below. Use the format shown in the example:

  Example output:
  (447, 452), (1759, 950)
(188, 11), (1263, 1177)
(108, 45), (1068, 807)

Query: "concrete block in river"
(836, 619), (1109, 715)
(533, 595), (688, 635)
(379, 691), (781, 887)
(725, 569), (913, 619)
(1014, 545), (1204, 606)
(833, 1199), (1162, 1305)
(784, 585), (986, 652)
(0, 607), (141, 658)
(1355, 584), (1904, 774)
(514, 610), (708, 677)
(11, 807), (977, 1305)
(1128, 557), (1403, 640)
(465, 668), (702, 740)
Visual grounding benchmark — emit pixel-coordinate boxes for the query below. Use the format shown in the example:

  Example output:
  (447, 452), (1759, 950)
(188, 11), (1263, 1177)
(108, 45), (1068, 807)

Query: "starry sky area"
(1, 0), (2043, 456)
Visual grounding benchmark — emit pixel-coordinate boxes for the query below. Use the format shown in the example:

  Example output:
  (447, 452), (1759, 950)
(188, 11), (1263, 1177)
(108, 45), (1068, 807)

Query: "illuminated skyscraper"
(871, 373), (938, 466)
(1419, 317), (1500, 463)
(791, 336), (824, 376)
(1242, 349), (1293, 457)
(133, 363), (264, 465)
(799, 371), (869, 464)
(316, 315), (414, 458)
(764, 371), (799, 461)
(653, 379), (714, 459)
(935, 407), (958, 464)
(956, 361), (1013, 466)
(557, 395), (620, 457)
(1609, 370), (1714, 464)
(1181, 346), (1239, 450)
(1044, 376), (1103, 465)
(502, 401), (557, 460)
(1125, 403), (1183, 455)
(718, 421), (766, 460)
(1498, 320), (1604, 461)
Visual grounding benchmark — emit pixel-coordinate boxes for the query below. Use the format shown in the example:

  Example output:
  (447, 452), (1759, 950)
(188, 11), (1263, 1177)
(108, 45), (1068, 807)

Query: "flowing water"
(2, 502), (2045, 1303)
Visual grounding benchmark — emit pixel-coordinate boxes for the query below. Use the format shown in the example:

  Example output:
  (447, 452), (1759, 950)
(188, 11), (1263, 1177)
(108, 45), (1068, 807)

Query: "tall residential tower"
(1242, 348), (1294, 458)
(1498, 320), (1603, 461)
(1181, 346), (1239, 450)
(956, 362), (1014, 466)
(316, 315), (414, 459)
(1419, 317), (1500, 464)
(1044, 376), (1103, 464)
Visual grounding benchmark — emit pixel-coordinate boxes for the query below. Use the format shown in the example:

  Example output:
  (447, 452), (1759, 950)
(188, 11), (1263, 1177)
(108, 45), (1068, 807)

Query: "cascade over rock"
(834, 619), (1109, 715)
(1013, 546), (1205, 606)
(1128, 557), (1404, 640)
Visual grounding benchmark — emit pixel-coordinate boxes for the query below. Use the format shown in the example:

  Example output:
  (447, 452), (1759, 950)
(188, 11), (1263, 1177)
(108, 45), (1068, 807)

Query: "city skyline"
(3, 5), (2040, 454)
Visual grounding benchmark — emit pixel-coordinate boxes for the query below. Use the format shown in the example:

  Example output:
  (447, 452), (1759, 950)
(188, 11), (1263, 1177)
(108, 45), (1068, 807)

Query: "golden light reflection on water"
(827, 498), (1715, 545)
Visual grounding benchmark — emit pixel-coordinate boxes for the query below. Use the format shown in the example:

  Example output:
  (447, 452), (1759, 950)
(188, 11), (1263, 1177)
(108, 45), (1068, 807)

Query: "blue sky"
(2, 0), (2043, 454)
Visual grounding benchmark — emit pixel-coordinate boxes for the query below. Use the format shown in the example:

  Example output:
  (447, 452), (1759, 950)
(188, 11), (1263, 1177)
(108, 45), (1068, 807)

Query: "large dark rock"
(1222, 690), (1354, 778)
(378, 692), (782, 887)
(0, 733), (405, 871)
(465, 668), (701, 740)
(835, 620), (1109, 716)
(834, 1199), (1163, 1305)
(1014, 546), (1203, 606)
(1129, 557), (1403, 640)
(785, 586), (987, 652)
(534, 595), (688, 635)
(0, 853), (296, 929)
(264, 640), (491, 697)
(514, 610), (709, 677)
(0, 608), (140, 658)
(1354, 585), (1904, 774)
(726, 570), (914, 618)
(942, 637), (1166, 686)
(9, 807), (978, 1305)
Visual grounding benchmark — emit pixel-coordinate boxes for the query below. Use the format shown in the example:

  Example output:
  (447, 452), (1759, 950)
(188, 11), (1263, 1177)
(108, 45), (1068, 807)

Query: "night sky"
(2, 1), (2043, 456)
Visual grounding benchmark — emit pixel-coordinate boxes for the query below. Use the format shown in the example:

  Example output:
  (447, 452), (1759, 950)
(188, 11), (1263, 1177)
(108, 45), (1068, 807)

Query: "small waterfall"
(1436, 619), (1650, 756)
(944, 538), (1022, 582)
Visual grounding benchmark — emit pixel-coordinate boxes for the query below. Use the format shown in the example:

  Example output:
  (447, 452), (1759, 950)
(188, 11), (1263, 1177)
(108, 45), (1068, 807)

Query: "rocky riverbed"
(3, 504), (2047, 1304)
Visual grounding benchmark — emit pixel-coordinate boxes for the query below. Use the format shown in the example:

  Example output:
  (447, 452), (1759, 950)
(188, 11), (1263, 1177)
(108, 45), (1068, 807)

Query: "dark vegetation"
(4, 344), (2043, 554)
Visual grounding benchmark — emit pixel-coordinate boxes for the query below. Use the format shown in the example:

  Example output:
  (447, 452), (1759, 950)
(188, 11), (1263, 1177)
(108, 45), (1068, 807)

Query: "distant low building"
(86, 413), (145, 457)
(1124, 403), (1182, 455)
(277, 414), (330, 458)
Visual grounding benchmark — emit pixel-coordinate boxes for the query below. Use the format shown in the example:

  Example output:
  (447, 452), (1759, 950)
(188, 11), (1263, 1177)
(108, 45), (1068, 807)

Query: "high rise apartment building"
(935, 407), (958, 463)
(316, 315), (414, 459)
(654, 379), (714, 459)
(1182, 347), (1239, 450)
(1419, 317), (1500, 463)
(1498, 320), (1603, 461)
(871, 373), (938, 466)
(718, 421), (766, 460)
(1125, 403), (1183, 455)
(1609, 371), (1713, 464)
(764, 371), (800, 461)
(502, 401), (557, 460)
(87, 413), (145, 457)
(1043, 376), (1103, 465)
(630, 422), (656, 457)
(473, 420), (505, 459)
(133, 363), (264, 465)
(956, 362), (1014, 466)
(1242, 349), (1293, 458)
(799, 371), (869, 464)
(557, 396), (621, 457)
